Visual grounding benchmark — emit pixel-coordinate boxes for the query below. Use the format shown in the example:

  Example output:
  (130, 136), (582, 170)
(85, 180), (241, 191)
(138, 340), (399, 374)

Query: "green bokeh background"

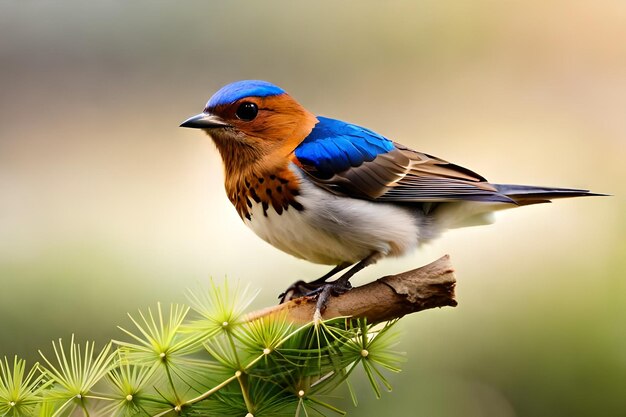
(1, 1), (624, 416)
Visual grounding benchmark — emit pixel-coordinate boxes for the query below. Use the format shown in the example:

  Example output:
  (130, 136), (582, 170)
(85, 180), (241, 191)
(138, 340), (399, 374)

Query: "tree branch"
(246, 255), (457, 325)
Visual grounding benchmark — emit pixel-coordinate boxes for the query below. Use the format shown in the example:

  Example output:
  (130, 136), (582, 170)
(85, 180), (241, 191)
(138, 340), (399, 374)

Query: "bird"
(180, 79), (599, 314)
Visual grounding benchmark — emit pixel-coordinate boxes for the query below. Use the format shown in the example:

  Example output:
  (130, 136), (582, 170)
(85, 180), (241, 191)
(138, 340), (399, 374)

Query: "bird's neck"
(204, 132), (301, 220)
(211, 134), (266, 178)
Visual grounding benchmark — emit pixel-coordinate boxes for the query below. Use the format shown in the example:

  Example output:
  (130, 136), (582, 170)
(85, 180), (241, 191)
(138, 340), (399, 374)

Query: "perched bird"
(181, 80), (597, 311)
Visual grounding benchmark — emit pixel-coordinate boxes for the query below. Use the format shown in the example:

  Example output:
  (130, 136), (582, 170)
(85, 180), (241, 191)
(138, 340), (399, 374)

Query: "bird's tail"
(493, 184), (604, 206)
(432, 184), (604, 232)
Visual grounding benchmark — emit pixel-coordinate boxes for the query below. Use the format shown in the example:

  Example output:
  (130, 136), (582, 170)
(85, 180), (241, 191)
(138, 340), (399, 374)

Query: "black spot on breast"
(249, 187), (261, 203)
(291, 201), (304, 211)
(231, 168), (303, 221)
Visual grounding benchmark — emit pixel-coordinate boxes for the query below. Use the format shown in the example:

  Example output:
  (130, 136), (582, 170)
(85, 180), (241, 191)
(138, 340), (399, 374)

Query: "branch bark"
(246, 255), (457, 325)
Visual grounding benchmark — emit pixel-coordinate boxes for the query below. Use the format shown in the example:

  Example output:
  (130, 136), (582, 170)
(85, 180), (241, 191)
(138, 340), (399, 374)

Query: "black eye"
(235, 102), (258, 121)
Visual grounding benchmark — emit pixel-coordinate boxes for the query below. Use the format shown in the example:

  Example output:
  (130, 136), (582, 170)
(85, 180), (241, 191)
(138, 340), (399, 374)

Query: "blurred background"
(1, 1), (624, 416)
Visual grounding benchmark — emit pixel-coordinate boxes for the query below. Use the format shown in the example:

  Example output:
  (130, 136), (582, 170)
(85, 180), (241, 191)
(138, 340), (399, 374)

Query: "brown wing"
(298, 143), (516, 204)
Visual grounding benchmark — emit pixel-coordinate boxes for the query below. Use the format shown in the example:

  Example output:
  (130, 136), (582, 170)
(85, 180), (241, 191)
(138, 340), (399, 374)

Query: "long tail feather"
(494, 184), (605, 206)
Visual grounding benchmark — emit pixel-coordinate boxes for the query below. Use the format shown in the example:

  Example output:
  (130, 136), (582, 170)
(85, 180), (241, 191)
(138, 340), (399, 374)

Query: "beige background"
(1, 1), (624, 416)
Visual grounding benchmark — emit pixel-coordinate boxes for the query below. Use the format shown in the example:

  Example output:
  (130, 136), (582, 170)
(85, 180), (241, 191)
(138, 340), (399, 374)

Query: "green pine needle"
(115, 303), (204, 365)
(103, 354), (170, 416)
(37, 335), (116, 416)
(7, 281), (406, 416)
(0, 356), (51, 417)
(185, 279), (258, 338)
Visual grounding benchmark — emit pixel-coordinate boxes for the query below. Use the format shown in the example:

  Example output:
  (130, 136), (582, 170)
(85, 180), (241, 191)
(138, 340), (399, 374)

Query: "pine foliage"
(0, 281), (403, 416)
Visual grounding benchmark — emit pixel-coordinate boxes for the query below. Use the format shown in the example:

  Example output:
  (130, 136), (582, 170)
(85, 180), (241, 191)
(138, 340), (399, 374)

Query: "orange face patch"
(208, 94), (317, 158)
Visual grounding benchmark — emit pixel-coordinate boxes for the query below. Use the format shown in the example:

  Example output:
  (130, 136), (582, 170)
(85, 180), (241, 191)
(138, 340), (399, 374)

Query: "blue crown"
(207, 80), (285, 108)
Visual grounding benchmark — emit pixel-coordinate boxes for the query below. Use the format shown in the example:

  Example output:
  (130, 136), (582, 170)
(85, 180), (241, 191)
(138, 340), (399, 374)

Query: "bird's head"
(181, 80), (317, 170)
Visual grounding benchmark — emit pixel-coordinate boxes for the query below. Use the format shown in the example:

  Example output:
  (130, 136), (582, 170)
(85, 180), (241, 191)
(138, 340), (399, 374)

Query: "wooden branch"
(246, 255), (457, 325)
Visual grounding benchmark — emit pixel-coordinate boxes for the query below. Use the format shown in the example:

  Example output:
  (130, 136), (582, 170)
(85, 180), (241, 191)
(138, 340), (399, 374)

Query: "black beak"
(180, 113), (230, 129)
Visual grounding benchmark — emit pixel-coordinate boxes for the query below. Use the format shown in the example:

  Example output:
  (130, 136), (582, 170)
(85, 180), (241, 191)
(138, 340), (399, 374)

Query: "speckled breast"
(227, 167), (303, 221)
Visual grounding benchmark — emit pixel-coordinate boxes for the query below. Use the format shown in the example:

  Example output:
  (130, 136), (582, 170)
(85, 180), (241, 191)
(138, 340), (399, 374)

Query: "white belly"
(243, 174), (421, 265)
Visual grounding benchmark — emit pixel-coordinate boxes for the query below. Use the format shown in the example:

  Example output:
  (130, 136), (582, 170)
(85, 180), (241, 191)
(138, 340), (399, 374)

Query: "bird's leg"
(278, 263), (351, 303)
(314, 252), (382, 321)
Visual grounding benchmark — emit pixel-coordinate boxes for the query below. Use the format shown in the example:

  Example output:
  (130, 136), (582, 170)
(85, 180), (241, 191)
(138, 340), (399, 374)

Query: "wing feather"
(294, 117), (514, 204)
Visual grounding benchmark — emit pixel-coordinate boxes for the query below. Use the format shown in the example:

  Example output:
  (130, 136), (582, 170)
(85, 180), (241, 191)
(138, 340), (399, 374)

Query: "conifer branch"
(246, 255), (457, 324)
(1, 257), (456, 416)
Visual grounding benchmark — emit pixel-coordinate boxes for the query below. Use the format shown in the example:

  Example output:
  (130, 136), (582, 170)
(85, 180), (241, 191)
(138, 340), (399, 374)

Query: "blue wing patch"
(295, 117), (394, 179)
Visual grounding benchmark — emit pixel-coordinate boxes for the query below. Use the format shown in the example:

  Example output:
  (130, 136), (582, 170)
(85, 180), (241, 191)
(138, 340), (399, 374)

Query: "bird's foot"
(278, 278), (352, 304)
(278, 280), (320, 303)
(279, 278), (352, 324)
(312, 279), (352, 323)
(278, 254), (379, 321)
(278, 264), (352, 303)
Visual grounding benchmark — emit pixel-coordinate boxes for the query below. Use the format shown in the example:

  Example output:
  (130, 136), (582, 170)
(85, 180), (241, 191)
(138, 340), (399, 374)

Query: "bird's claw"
(278, 280), (316, 303)
(278, 279), (352, 303)
(313, 280), (352, 321)
(279, 279), (353, 323)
